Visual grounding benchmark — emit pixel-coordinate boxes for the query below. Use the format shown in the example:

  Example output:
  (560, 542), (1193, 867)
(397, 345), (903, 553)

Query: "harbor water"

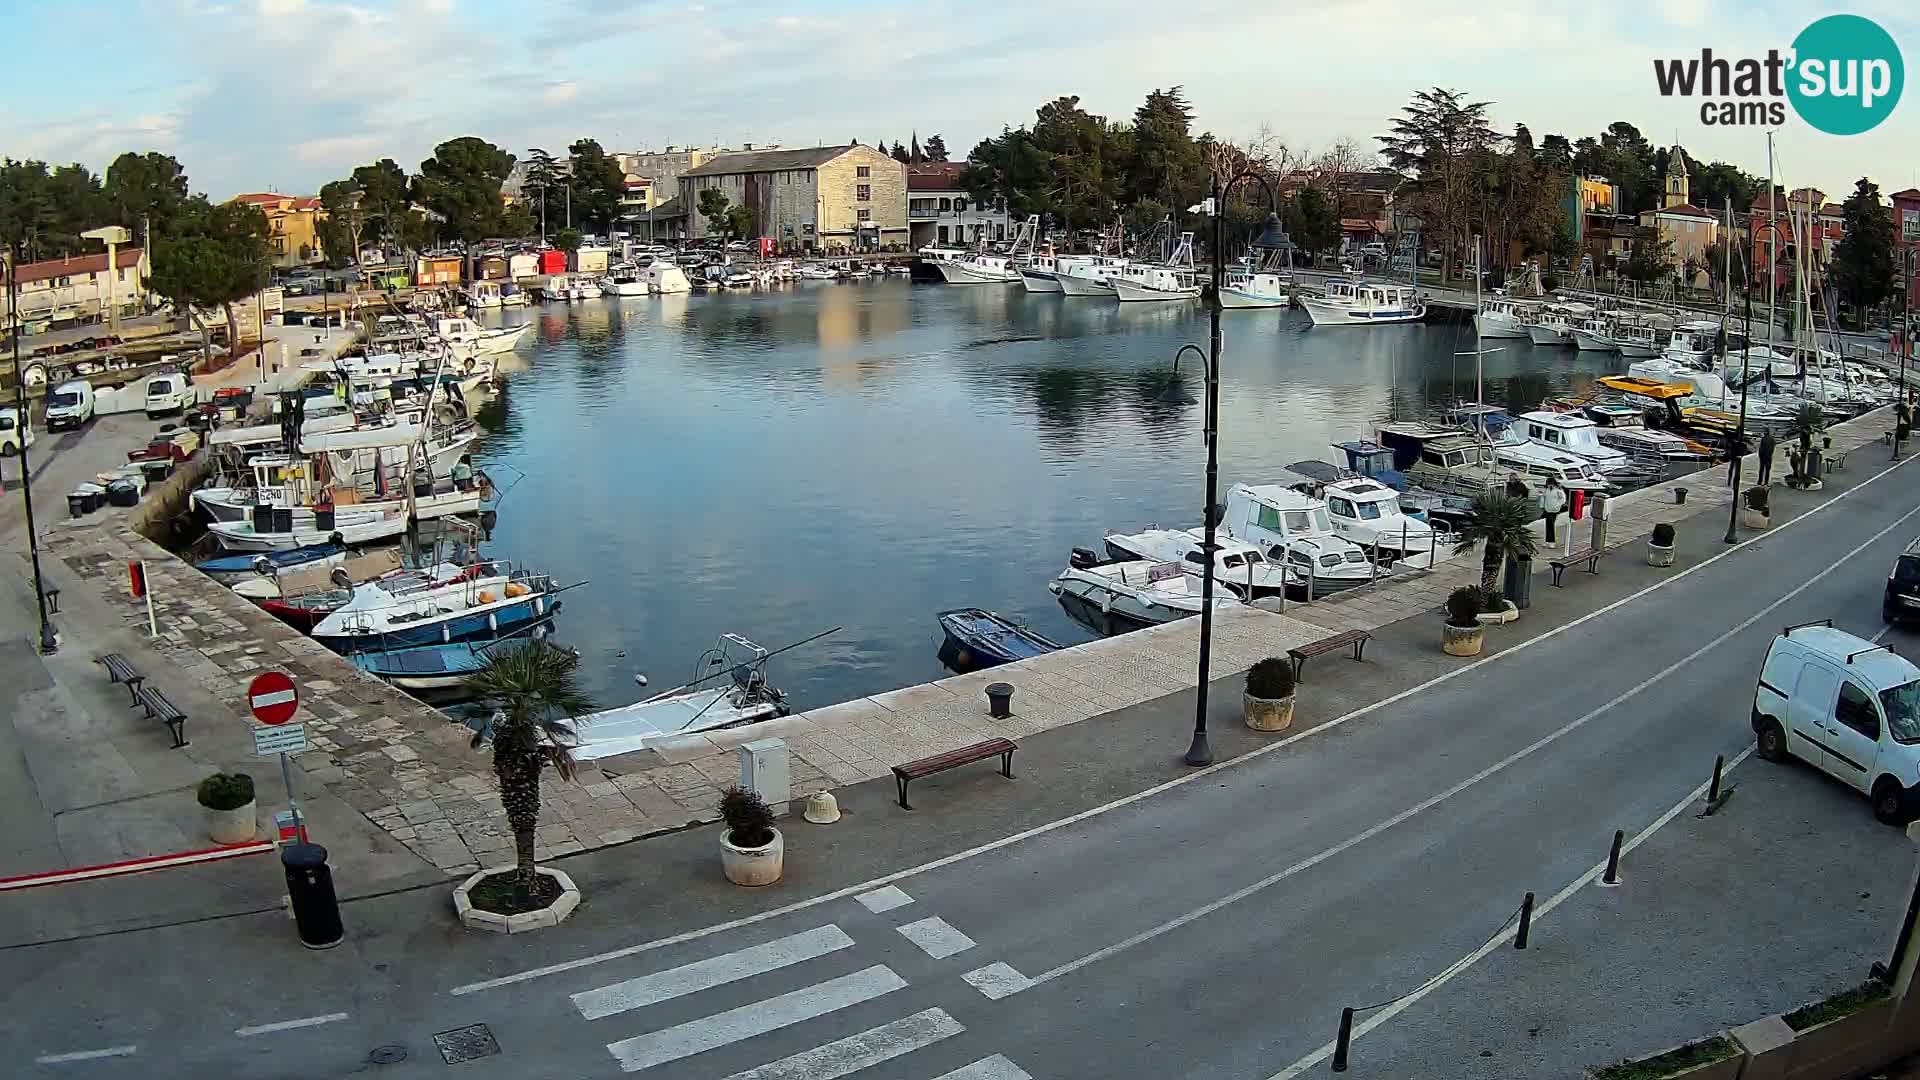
(473, 280), (1647, 712)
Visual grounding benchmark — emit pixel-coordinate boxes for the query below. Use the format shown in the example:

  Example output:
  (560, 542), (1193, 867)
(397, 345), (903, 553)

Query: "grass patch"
(1783, 979), (1889, 1031)
(1592, 1036), (1736, 1080)
(467, 870), (563, 916)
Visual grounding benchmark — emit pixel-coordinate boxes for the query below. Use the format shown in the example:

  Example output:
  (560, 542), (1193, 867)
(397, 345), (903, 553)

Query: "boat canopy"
(210, 423), (285, 447)
(1597, 376), (1692, 400)
(299, 424), (427, 453)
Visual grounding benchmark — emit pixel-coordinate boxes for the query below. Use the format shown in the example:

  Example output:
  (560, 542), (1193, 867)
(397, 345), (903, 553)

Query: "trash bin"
(272, 507), (294, 534)
(1503, 554), (1533, 611)
(281, 842), (344, 949)
(67, 491), (87, 518)
(313, 505), (335, 532)
(252, 503), (274, 533)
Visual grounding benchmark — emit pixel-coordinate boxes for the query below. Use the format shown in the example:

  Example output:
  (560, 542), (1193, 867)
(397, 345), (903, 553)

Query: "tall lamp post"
(1185, 168), (1289, 768)
(6, 241), (58, 653)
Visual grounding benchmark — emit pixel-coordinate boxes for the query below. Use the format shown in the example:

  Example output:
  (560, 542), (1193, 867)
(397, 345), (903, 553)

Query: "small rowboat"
(937, 608), (1062, 673)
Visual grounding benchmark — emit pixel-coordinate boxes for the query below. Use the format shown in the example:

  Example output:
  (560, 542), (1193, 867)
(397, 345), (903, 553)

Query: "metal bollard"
(1331, 1007), (1355, 1072)
(1514, 892), (1534, 950)
(1602, 830), (1624, 886)
(1708, 755), (1725, 805)
(282, 842), (344, 949)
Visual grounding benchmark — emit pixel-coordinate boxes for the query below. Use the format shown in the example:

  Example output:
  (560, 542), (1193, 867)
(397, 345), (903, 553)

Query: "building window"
(939, 198), (952, 212)
(856, 165), (871, 178)
(857, 209), (872, 222)
(856, 185), (870, 201)
(955, 199), (967, 213)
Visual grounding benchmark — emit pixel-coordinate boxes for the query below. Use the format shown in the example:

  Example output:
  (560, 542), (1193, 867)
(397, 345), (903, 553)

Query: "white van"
(1753, 620), (1920, 824)
(44, 380), (95, 430)
(144, 373), (188, 418)
(0, 410), (36, 456)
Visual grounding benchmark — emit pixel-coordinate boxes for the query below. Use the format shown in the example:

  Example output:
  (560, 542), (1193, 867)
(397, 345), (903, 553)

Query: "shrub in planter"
(197, 772), (256, 844)
(1741, 485), (1771, 529)
(1244, 656), (1297, 732)
(1474, 587), (1518, 624)
(1648, 522), (1677, 567)
(719, 786), (783, 886)
(1443, 586), (1487, 656)
(1591, 1034), (1739, 1080)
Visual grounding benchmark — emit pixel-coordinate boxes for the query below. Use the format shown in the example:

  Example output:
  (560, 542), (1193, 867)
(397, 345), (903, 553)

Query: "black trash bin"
(313, 505), (335, 532)
(251, 502), (274, 533)
(1502, 554), (1533, 611)
(272, 507), (294, 534)
(68, 492), (87, 518)
(282, 843), (344, 949)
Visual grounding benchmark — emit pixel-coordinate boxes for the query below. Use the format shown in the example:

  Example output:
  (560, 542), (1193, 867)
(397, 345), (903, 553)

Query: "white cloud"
(542, 81), (579, 105)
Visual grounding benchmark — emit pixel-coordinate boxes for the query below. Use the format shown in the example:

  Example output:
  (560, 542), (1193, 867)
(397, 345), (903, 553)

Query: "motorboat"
(722, 269), (755, 288)
(1101, 528), (1296, 599)
(435, 317), (532, 357)
(1512, 410), (1636, 476)
(1475, 294), (1534, 339)
(1048, 549), (1240, 634)
(463, 281), (505, 309)
(309, 560), (564, 653)
(936, 609), (1062, 674)
(1375, 422), (1510, 498)
(599, 264), (648, 297)
(348, 622), (555, 693)
(936, 216), (1038, 285)
(1056, 257), (1130, 297)
(1300, 280), (1425, 325)
(570, 635), (788, 761)
(1523, 302), (1592, 346)
(1110, 233), (1201, 302)
(231, 548), (403, 601)
(1020, 253), (1095, 293)
(1282, 470), (1440, 566)
(195, 540), (344, 585)
(798, 263), (839, 281)
(1580, 402), (1714, 461)
(1219, 264), (1291, 309)
(208, 506), (410, 551)
(643, 261), (692, 294)
(1569, 315), (1616, 351)
(1217, 484), (1380, 594)
(1662, 320), (1723, 364)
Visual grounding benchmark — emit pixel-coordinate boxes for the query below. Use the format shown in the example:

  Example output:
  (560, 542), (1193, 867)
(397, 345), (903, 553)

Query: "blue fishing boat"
(310, 561), (574, 653)
(196, 540), (344, 586)
(349, 622), (556, 692)
(937, 608), (1062, 674)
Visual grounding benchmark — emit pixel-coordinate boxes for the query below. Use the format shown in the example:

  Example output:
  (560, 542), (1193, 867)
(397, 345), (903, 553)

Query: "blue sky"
(4, 0), (1917, 201)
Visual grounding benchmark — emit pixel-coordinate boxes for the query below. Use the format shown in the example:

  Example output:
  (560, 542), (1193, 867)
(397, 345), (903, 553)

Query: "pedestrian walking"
(1758, 429), (1777, 486)
(1539, 477), (1567, 543)
(1504, 471), (1530, 501)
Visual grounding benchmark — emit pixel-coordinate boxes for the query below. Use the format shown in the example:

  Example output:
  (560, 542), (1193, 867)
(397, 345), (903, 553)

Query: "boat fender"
(441, 624), (452, 643)
(488, 612), (498, 633)
(1099, 590), (1113, 615)
(535, 595), (545, 616)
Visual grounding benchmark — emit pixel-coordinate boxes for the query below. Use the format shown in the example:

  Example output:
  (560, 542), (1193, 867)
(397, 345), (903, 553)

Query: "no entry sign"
(247, 671), (299, 725)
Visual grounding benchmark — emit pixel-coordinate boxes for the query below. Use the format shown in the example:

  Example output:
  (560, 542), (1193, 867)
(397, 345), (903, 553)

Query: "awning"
(299, 424), (425, 453)
(210, 424), (284, 447)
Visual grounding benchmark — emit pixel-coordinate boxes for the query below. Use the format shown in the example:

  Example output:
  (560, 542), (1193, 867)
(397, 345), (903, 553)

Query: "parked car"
(1752, 620), (1920, 824)
(0, 410), (36, 456)
(43, 380), (96, 430)
(1885, 540), (1920, 623)
(144, 373), (188, 418)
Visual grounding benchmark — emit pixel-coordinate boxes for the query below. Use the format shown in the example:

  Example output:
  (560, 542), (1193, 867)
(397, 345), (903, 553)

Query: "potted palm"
(1476, 587), (1518, 624)
(1243, 657), (1296, 732)
(1742, 485), (1771, 529)
(720, 786), (783, 886)
(1647, 522), (1676, 567)
(455, 640), (594, 932)
(1454, 493), (1535, 621)
(1787, 403), (1826, 489)
(1443, 586), (1486, 656)
(197, 772), (256, 844)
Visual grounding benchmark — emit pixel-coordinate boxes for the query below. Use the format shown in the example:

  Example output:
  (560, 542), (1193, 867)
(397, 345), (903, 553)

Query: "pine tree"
(1831, 178), (1894, 329)
(910, 132), (924, 164)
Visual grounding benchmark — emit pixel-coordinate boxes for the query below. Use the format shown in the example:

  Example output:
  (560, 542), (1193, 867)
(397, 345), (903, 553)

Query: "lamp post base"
(1184, 730), (1213, 767)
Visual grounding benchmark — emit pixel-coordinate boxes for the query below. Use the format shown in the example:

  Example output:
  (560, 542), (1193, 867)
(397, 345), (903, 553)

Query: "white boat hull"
(1218, 287), (1290, 309)
(1057, 272), (1117, 297)
(936, 260), (1019, 285)
(1527, 325), (1573, 346)
(1571, 330), (1616, 351)
(1111, 278), (1201, 303)
(601, 281), (648, 297)
(1476, 313), (1529, 338)
(209, 512), (410, 552)
(1300, 296), (1425, 325)
(1020, 269), (1063, 293)
(478, 324), (532, 353)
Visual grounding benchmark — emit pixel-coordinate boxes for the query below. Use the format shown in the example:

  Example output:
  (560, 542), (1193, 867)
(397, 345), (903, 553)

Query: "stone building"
(1635, 147), (1718, 286)
(679, 145), (907, 252)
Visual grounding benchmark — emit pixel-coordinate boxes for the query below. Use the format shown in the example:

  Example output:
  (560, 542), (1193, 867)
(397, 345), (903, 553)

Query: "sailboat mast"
(1766, 133), (1776, 347)
(1475, 237), (1484, 414)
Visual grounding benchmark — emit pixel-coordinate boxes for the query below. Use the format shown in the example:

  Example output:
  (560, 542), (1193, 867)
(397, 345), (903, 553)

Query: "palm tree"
(468, 641), (596, 889)
(1453, 492), (1539, 595)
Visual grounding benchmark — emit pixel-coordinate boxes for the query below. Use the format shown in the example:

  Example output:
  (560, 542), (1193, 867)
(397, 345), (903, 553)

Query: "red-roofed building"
(1635, 147), (1720, 287)
(1891, 188), (1920, 315)
(906, 162), (1009, 250)
(1748, 186), (1846, 293)
(230, 192), (328, 268)
(2, 247), (149, 328)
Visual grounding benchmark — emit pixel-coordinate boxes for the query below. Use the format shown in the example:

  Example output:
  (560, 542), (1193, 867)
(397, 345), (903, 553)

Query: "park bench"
(1825, 447), (1851, 472)
(97, 653), (145, 704)
(133, 684), (188, 749)
(1287, 629), (1372, 680)
(1548, 547), (1603, 587)
(893, 737), (1016, 810)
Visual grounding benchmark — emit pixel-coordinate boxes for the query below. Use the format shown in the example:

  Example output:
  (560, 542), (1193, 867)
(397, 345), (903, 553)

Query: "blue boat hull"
(197, 541), (343, 580)
(317, 597), (561, 654)
(937, 608), (1061, 673)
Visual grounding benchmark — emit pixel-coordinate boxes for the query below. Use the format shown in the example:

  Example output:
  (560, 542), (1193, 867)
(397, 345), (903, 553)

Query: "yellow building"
(1636, 147), (1718, 286)
(231, 192), (327, 269)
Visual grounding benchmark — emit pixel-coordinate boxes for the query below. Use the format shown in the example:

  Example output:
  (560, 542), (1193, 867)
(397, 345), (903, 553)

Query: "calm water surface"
(474, 281), (1625, 712)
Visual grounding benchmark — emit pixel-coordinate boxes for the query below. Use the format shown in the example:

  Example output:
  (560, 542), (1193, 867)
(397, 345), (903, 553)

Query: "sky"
(3, 0), (1917, 202)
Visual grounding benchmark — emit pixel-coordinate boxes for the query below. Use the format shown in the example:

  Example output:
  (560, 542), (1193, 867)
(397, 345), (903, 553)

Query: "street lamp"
(5, 240), (58, 653)
(1185, 169), (1289, 768)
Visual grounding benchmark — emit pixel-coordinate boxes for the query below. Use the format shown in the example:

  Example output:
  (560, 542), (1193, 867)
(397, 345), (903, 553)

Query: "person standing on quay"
(1505, 471), (1529, 501)
(1539, 476), (1567, 543)
(1758, 429), (1777, 486)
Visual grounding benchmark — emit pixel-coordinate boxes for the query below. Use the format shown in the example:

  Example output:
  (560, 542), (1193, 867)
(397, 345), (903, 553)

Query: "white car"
(0, 410), (36, 456)
(44, 380), (95, 430)
(144, 373), (188, 418)
(1753, 620), (1920, 824)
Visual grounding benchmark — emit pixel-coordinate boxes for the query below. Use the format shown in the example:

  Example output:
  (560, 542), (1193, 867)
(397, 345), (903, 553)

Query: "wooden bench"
(1287, 629), (1372, 679)
(133, 685), (188, 749)
(893, 737), (1016, 810)
(97, 653), (145, 704)
(1825, 447), (1850, 472)
(1548, 548), (1602, 587)
(43, 585), (60, 614)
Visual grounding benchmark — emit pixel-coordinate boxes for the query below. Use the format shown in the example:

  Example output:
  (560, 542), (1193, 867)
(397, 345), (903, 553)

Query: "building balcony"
(909, 207), (943, 219)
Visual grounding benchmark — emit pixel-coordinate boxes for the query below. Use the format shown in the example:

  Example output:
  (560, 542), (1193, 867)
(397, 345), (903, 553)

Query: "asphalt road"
(8, 456), (1920, 1079)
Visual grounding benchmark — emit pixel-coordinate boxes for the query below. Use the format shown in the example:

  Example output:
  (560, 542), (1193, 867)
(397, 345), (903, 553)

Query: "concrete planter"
(721, 826), (784, 886)
(1476, 600), (1519, 625)
(1243, 692), (1295, 732)
(1594, 1036), (1743, 1080)
(1647, 542), (1676, 567)
(1783, 996), (1895, 1079)
(453, 866), (582, 934)
(206, 799), (257, 845)
(1442, 623), (1484, 657)
(1742, 508), (1771, 530)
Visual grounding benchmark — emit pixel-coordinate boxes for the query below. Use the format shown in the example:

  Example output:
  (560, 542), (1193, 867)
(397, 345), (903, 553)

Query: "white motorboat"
(1110, 233), (1201, 302)
(1475, 294), (1534, 339)
(1487, 421), (1611, 492)
(1218, 266), (1291, 309)
(798, 263), (837, 281)
(1056, 257), (1130, 296)
(435, 317), (531, 357)
(1300, 280), (1425, 325)
(935, 215), (1038, 285)
(600, 264), (648, 297)
(1048, 550), (1241, 633)
(1101, 528), (1295, 599)
(722, 269), (755, 288)
(310, 561), (562, 653)
(1581, 403), (1712, 460)
(1300, 474), (1440, 566)
(1569, 315), (1616, 351)
(208, 507), (409, 552)
(464, 281), (505, 309)
(1512, 410), (1635, 476)
(571, 635), (789, 761)
(643, 261), (692, 294)
(1218, 483), (1381, 593)
(1020, 253), (1095, 293)
(1662, 320), (1723, 364)
(1375, 422), (1512, 498)
(1523, 302), (1590, 346)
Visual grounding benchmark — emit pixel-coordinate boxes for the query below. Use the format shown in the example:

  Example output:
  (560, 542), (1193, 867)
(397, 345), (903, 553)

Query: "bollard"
(1602, 829), (1624, 886)
(1514, 892), (1534, 950)
(1708, 754), (1725, 805)
(282, 843), (344, 949)
(1331, 1007), (1355, 1072)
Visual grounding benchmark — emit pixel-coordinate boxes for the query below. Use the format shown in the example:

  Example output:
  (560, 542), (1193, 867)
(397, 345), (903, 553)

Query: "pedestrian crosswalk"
(567, 888), (1032, 1077)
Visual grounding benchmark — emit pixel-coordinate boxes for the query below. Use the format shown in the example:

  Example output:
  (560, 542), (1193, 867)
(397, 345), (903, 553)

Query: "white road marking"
(933, 1054), (1036, 1080)
(234, 1012), (349, 1037)
(449, 447), (1916, 998)
(1874, 623), (1894, 642)
(250, 689), (296, 708)
(573, 925), (855, 1020)
(1265, 746), (1757, 1079)
(717, 1007), (963, 1080)
(896, 916), (976, 959)
(1016, 499), (1920, 992)
(606, 965), (907, 1073)
(35, 1046), (137, 1064)
(855, 885), (915, 913)
(961, 962), (1032, 1000)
